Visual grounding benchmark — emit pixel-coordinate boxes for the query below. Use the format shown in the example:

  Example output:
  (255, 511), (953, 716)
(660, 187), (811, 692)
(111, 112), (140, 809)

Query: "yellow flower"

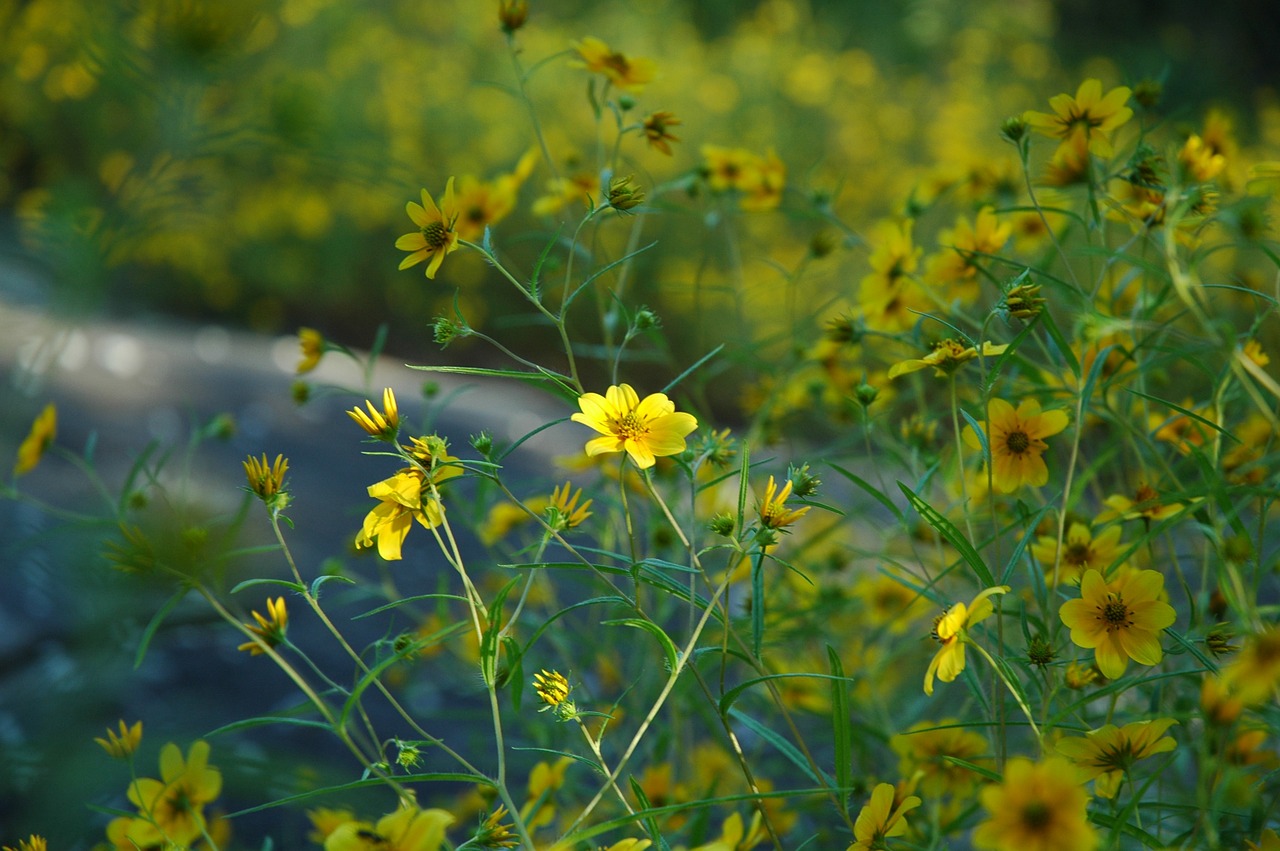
(1248, 829), (1280, 851)
(1030, 522), (1125, 587)
(1179, 133), (1226, 182)
(532, 169), (600, 217)
(971, 757), (1097, 851)
(396, 178), (460, 279)
(309, 808), (358, 844)
(121, 741), (222, 847)
(238, 596), (289, 655)
(891, 720), (990, 799)
(13, 403), (56, 476)
(296, 327), (325, 374)
(1221, 624), (1280, 706)
(853, 572), (927, 634)
(547, 481), (592, 530)
(349, 387), (401, 440)
(533, 669), (572, 709)
(642, 110), (682, 155)
(1, 838), (46, 851)
(859, 220), (928, 333)
(95, 719), (143, 759)
(1055, 718), (1178, 798)
(757, 475), (810, 530)
(1201, 674), (1244, 726)
(963, 398), (1069, 493)
(924, 206), (1012, 304)
(573, 36), (656, 92)
(702, 144), (758, 193)
(452, 153), (536, 241)
(324, 804), (455, 851)
(924, 586), (1009, 695)
(1059, 568), (1176, 679)
(1024, 78), (1133, 158)
(521, 756), (572, 829)
(846, 782), (921, 851)
(690, 811), (767, 851)
(357, 468), (450, 561)
(888, 339), (1009, 379)
(243, 453), (289, 503)
(1100, 482), (1184, 523)
(571, 383), (698, 470)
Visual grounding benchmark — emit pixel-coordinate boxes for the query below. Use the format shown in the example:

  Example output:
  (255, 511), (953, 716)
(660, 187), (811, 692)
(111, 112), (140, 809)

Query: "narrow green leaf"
(728, 707), (827, 786)
(503, 635), (524, 709)
(528, 226), (563, 302)
(310, 574), (354, 599)
(602, 618), (679, 674)
(751, 554), (765, 660)
(718, 672), (854, 717)
(982, 312), (1040, 396)
(998, 505), (1053, 585)
(230, 578), (305, 595)
(565, 241), (659, 311)
(1039, 308), (1081, 378)
(354, 593), (470, 620)
(481, 577), (523, 687)
(205, 716), (332, 738)
(1127, 389), (1241, 443)
(135, 589), (188, 669)
(827, 646), (853, 802)
(226, 773), (492, 818)
(898, 482), (995, 586)
(662, 344), (725, 396)
(827, 463), (903, 523)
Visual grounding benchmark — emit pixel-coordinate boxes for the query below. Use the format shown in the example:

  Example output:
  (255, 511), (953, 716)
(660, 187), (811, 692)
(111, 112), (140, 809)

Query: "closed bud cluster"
(1003, 282), (1045, 319)
(607, 175), (645, 211)
(786, 462), (821, 498)
(708, 512), (736, 537)
(1000, 115), (1029, 145)
(497, 0), (527, 33)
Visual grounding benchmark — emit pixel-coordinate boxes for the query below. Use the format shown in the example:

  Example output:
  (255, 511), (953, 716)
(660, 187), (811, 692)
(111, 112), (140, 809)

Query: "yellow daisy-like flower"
(296, 327), (325, 374)
(924, 206), (1012, 304)
(356, 468), (448, 561)
(642, 110), (682, 156)
(572, 36), (656, 92)
(1024, 78), (1134, 158)
(1, 837), (46, 851)
(13, 402), (56, 477)
(324, 804), (455, 851)
(95, 719), (143, 759)
(963, 398), (1069, 493)
(891, 720), (991, 800)
(121, 741), (222, 848)
(571, 383), (698, 470)
(243, 453), (289, 502)
(237, 596), (289, 655)
(1055, 718), (1178, 798)
(757, 475), (810, 530)
(1059, 568), (1176, 679)
(846, 782), (922, 851)
(348, 387), (400, 440)
(1100, 482), (1184, 524)
(547, 481), (592, 530)
(971, 757), (1097, 851)
(924, 585), (1009, 695)
(1030, 522), (1125, 587)
(395, 178), (460, 279)
(888, 339), (1009, 379)
(1179, 133), (1227, 182)
(1221, 624), (1280, 706)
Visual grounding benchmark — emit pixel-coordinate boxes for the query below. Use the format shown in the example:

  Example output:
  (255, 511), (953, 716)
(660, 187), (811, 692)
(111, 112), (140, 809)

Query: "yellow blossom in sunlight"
(972, 757), (1097, 851)
(237, 596), (289, 655)
(296, 327), (325, 373)
(888, 338), (1008, 379)
(396, 178), (460, 279)
(757, 475), (810, 530)
(1024, 78), (1133, 158)
(1221, 624), (1280, 706)
(1059, 568), (1176, 679)
(324, 804), (455, 851)
(891, 720), (991, 800)
(116, 741), (222, 848)
(547, 481), (592, 530)
(1056, 718), (1178, 798)
(348, 387), (401, 440)
(13, 403), (56, 477)
(572, 36), (656, 92)
(846, 782), (921, 851)
(963, 397), (1069, 493)
(95, 719), (143, 759)
(642, 110), (682, 155)
(243, 453), (289, 504)
(355, 439), (460, 560)
(924, 585), (1009, 695)
(572, 383), (698, 470)
(533, 669), (572, 709)
(1030, 522), (1125, 587)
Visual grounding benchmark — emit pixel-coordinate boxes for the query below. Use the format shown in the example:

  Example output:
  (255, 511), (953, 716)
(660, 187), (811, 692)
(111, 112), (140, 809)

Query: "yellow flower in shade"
(452, 152), (537, 242)
(1248, 829), (1280, 851)
(739, 148), (786, 212)
(324, 804), (455, 851)
(757, 475), (810, 530)
(891, 720), (991, 800)
(396, 178), (460, 279)
(924, 207), (1012, 304)
(309, 808), (358, 844)
(1030, 522), (1125, 587)
(473, 805), (519, 849)
(1041, 132), (1092, 186)
(1201, 674), (1244, 726)
(238, 596), (289, 655)
(690, 811), (767, 851)
(1059, 568), (1176, 679)
(13, 403), (56, 476)
(702, 144), (758, 193)
(963, 398), (1069, 493)
(348, 387), (400, 440)
(532, 169), (600, 217)
(243, 453), (289, 504)
(547, 481), (592, 530)
(846, 782), (921, 851)
(1055, 718), (1178, 798)
(853, 572), (927, 634)
(642, 110), (682, 155)
(296, 327), (325, 374)
(1, 838), (46, 851)
(971, 757), (1097, 851)
(1023, 78), (1134, 158)
(120, 741), (222, 848)
(924, 586), (1009, 695)
(571, 383), (698, 470)
(478, 499), (543, 546)
(888, 339), (1009, 379)
(1100, 482), (1184, 524)
(1221, 625), (1280, 706)
(1179, 133), (1226, 182)
(95, 719), (143, 759)
(521, 756), (572, 830)
(572, 36), (656, 92)
(859, 220), (929, 333)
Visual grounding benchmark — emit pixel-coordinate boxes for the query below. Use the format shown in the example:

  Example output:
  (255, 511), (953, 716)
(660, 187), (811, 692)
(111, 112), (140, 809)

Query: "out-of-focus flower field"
(4, 1), (1280, 850)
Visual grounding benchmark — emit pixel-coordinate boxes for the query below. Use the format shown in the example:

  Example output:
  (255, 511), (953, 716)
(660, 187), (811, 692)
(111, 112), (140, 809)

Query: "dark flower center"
(1064, 543), (1091, 566)
(421, 221), (449, 250)
(1006, 429), (1031, 454)
(1021, 800), (1052, 830)
(1101, 595), (1132, 630)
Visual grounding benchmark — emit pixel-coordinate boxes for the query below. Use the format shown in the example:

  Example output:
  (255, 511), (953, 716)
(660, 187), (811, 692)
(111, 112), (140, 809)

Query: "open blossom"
(571, 383), (698, 469)
(888, 339), (1009, 379)
(964, 398), (1069, 493)
(924, 586), (1009, 695)
(972, 757), (1097, 851)
(1024, 78), (1134, 158)
(1056, 718), (1178, 798)
(572, 36), (656, 91)
(14, 403), (56, 476)
(396, 179), (460, 279)
(1059, 568), (1176, 679)
(847, 782), (921, 851)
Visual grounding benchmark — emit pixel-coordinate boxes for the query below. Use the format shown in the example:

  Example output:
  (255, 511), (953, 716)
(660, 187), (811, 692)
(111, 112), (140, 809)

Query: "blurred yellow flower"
(324, 804), (455, 851)
(95, 719), (143, 759)
(13, 403), (56, 477)
(1055, 718), (1178, 798)
(238, 596), (289, 655)
(1180, 133), (1226, 182)
(963, 397), (1069, 493)
(891, 720), (990, 799)
(1100, 482), (1184, 523)
(118, 741), (222, 848)
(924, 585), (1009, 695)
(1, 838), (46, 851)
(642, 110), (682, 155)
(971, 757), (1097, 851)
(572, 383), (698, 469)
(296, 326), (325, 373)
(1222, 625), (1280, 706)
(1059, 568), (1176, 679)
(396, 178), (460, 279)
(573, 36), (656, 92)
(847, 782), (921, 851)
(1030, 521), (1124, 587)
(924, 206), (1012, 304)
(1024, 78), (1133, 158)
(888, 339), (1008, 379)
